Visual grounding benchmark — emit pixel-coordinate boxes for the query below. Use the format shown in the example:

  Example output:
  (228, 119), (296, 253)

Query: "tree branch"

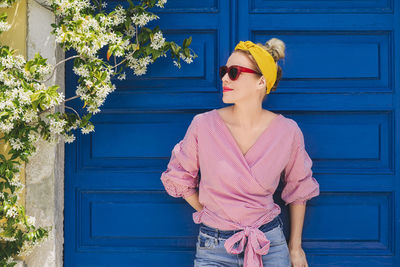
(111, 49), (135, 70)
(41, 55), (83, 83)
(65, 105), (81, 120)
(64, 95), (80, 102)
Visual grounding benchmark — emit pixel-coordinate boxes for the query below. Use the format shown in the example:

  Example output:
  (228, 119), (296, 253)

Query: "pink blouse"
(160, 108), (320, 267)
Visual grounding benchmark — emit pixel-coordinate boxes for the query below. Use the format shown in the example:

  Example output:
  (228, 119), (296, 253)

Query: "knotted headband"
(234, 40), (278, 94)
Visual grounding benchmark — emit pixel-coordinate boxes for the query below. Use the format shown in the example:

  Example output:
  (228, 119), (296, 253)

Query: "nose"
(221, 72), (230, 82)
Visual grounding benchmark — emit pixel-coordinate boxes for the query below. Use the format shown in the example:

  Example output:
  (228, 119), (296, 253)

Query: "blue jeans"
(194, 215), (291, 267)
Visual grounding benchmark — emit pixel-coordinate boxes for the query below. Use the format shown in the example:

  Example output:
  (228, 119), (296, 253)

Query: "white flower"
(9, 110), (21, 121)
(111, 5), (126, 25)
(28, 131), (40, 143)
(3, 75), (21, 87)
(125, 55), (152, 76)
(10, 177), (24, 189)
(0, 2), (11, 7)
(5, 88), (18, 100)
(106, 32), (120, 44)
(0, 21), (11, 32)
(1, 55), (14, 68)
(0, 99), (13, 109)
(27, 216), (36, 226)
(69, 119), (81, 130)
(156, 0), (167, 8)
(53, 0), (91, 16)
(2, 236), (17, 242)
(49, 118), (67, 135)
(14, 55), (26, 69)
(9, 138), (23, 151)
(6, 256), (16, 264)
(54, 27), (66, 44)
(73, 65), (90, 77)
(18, 89), (33, 105)
(139, 55), (152, 67)
(14, 172), (20, 180)
(6, 207), (18, 218)
(0, 121), (14, 133)
(179, 53), (194, 64)
(81, 124), (94, 134)
(84, 79), (93, 88)
(55, 91), (65, 105)
(18, 240), (35, 257)
(134, 65), (147, 76)
(173, 60), (180, 67)
(48, 134), (60, 144)
(185, 57), (193, 64)
(24, 109), (38, 123)
(33, 83), (46, 91)
(76, 84), (89, 98)
(150, 31), (165, 50)
(36, 65), (52, 78)
(63, 133), (76, 143)
(124, 25), (136, 37)
(131, 12), (159, 27)
(117, 72), (126, 80)
(87, 105), (100, 114)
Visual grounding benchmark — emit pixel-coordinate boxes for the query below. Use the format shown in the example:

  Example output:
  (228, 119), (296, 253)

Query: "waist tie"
(194, 207), (280, 267)
(224, 226), (270, 267)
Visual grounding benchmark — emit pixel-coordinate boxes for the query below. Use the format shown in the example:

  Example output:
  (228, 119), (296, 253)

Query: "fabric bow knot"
(224, 226), (271, 267)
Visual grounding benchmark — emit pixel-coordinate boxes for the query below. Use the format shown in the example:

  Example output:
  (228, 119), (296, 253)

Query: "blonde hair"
(234, 38), (286, 96)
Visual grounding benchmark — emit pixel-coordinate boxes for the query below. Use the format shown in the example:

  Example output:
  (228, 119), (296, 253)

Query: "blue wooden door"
(64, 0), (400, 266)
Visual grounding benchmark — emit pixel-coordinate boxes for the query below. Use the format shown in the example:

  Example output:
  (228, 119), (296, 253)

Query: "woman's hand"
(289, 245), (308, 267)
(183, 191), (203, 212)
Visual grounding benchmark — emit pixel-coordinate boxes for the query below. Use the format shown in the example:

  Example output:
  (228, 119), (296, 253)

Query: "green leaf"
(32, 101), (38, 111)
(47, 85), (59, 94)
(170, 43), (177, 54)
(186, 36), (192, 47)
(0, 111), (7, 118)
(30, 92), (40, 102)
(127, 0), (134, 8)
(152, 50), (160, 60)
(184, 48), (190, 58)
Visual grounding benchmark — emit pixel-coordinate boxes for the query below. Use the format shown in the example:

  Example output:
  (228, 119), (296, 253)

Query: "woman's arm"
(288, 203), (309, 267)
(184, 191), (203, 212)
(289, 203), (305, 248)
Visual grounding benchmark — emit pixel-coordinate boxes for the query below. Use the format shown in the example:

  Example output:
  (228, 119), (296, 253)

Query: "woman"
(160, 39), (320, 267)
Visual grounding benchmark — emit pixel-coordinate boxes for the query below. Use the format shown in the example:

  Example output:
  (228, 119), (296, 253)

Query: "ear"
(258, 76), (266, 89)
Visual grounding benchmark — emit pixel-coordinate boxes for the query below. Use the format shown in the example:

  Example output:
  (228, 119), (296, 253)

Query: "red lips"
(223, 86), (233, 92)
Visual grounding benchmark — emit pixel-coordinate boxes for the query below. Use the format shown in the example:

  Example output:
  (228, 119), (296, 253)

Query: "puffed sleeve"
(160, 115), (200, 199)
(281, 125), (320, 205)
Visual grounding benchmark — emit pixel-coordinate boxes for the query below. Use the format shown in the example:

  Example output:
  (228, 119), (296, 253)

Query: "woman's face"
(221, 52), (265, 104)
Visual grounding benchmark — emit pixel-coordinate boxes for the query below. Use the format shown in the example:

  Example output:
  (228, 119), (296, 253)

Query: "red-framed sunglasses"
(219, 65), (262, 81)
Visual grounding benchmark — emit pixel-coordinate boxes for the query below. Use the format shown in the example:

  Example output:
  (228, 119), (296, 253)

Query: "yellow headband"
(234, 40), (277, 94)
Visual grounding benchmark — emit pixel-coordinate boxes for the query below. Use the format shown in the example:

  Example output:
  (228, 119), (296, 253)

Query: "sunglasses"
(219, 65), (262, 81)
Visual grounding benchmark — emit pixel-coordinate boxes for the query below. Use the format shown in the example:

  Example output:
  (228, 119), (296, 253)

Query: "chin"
(222, 96), (235, 104)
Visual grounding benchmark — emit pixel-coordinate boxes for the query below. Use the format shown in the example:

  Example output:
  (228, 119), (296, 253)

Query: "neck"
(230, 104), (264, 128)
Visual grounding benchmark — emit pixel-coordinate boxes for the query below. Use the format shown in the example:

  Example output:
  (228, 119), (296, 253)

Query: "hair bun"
(263, 38), (285, 62)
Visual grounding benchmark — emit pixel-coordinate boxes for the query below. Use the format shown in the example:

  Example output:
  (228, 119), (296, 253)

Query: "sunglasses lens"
(219, 66), (227, 79)
(229, 67), (238, 80)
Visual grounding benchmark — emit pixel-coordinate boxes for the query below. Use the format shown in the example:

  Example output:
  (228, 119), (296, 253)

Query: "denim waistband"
(199, 215), (283, 240)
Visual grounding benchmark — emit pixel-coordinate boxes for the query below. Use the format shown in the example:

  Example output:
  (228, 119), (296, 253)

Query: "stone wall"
(23, 0), (65, 266)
